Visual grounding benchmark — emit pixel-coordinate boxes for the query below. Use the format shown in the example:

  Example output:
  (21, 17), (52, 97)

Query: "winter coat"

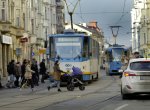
(15, 64), (21, 76)
(40, 62), (46, 74)
(25, 64), (35, 79)
(53, 64), (63, 81)
(7, 62), (16, 75)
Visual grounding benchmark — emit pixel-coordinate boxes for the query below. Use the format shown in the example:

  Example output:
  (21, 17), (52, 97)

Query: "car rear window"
(130, 61), (150, 71)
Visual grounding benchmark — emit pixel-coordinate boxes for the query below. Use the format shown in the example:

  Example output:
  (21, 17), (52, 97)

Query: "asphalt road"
(0, 70), (150, 110)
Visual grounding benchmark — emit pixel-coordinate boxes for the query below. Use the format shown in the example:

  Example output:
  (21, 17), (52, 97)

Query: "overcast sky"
(65, 0), (133, 46)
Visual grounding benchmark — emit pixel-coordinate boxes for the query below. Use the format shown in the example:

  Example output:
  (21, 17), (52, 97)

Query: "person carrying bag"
(23, 60), (35, 91)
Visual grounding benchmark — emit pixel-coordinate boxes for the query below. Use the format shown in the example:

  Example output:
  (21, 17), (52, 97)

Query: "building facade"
(0, 0), (64, 77)
(131, 0), (150, 57)
(56, 0), (65, 34)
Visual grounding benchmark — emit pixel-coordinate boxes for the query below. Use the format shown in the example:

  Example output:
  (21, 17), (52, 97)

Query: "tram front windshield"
(55, 37), (82, 59)
(112, 48), (123, 61)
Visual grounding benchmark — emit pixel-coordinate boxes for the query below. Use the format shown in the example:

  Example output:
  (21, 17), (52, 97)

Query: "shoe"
(58, 89), (61, 92)
(19, 88), (22, 91)
(31, 88), (34, 92)
(41, 81), (45, 83)
(47, 86), (50, 91)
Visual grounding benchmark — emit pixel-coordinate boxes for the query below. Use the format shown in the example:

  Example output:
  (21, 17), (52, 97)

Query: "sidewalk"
(0, 77), (7, 88)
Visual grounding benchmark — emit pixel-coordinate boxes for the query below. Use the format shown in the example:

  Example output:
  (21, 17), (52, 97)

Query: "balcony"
(16, 28), (24, 37)
(11, 26), (24, 37)
(0, 21), (11, 33)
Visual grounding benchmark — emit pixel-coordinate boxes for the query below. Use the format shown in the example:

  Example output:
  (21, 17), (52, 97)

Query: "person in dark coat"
(31, 59), (39, 86)
(14, 62), (21, 87)
(133, 52), (144, 58)
(6, 60), (16, 88)
(20, 59), (27, 87)
(40, 59), (47, 83)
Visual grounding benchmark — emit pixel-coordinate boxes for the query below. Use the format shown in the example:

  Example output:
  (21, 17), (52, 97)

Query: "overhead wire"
(78, 0), (85, 22)
(115, 0), (127, 25)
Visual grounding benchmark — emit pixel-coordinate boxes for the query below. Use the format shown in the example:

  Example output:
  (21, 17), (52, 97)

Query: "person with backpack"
(6, 60), (16, 88)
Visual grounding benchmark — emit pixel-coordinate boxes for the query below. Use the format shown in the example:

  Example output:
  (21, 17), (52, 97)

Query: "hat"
(55, 60), (59, 64)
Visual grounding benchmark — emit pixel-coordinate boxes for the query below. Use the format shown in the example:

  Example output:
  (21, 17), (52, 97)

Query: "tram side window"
(108, 52), (113, 62)
(49, 37), (55, 58)
(83, 37), (89, 58)
(106, 52), (113, 62)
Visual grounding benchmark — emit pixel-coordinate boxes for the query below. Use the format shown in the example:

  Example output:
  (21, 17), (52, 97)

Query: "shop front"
(0, 35), (12, 77)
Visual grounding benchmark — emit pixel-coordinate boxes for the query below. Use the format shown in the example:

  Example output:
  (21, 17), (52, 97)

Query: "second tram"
(105, 45), (130, 75)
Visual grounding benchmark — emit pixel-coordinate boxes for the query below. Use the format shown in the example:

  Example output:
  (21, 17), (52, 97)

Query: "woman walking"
(23, 60), (35, 91)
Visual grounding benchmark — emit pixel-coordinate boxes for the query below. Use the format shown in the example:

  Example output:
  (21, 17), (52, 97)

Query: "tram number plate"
(140, 76), (150, 80)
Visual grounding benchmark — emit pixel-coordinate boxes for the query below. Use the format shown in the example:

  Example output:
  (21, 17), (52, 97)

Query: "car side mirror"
(119, 69), (123, 73)
(119, 69), (123, 78)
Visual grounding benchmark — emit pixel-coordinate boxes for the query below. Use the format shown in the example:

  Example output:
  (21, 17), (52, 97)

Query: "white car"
(121, 58), (150, 99)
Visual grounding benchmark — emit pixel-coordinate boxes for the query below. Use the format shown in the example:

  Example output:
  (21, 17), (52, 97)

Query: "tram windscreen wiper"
(74, 55), (81, 60)
(56, 55), (63, 60)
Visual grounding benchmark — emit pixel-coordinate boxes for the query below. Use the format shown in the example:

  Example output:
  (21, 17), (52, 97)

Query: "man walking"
(40, 59), (46, 83)
(47, 60), (65, 92)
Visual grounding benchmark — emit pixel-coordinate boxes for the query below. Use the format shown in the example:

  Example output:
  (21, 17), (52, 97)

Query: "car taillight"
(124, 72), (136, 77)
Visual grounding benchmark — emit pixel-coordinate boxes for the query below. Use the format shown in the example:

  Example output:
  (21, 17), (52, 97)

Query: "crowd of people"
(4, 58), (65, 92)
(6, 58), (47, 91)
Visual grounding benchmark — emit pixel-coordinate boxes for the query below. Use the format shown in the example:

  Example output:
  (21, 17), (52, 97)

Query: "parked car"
(120, 58), (150, 99)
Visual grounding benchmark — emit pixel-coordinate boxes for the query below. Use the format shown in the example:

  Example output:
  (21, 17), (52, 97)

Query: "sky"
(64, 0), (133, 47)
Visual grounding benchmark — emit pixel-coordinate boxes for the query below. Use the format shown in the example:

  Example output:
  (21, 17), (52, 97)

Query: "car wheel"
(79, 85), (85, 91)
(67, 84), (74, 91)
(121, 86), (129, 99)
(122, 93), (129, 99)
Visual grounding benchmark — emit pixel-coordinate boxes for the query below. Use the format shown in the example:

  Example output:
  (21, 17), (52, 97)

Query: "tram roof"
(49, 33), (89, 38)
(105, 45), (129, 52)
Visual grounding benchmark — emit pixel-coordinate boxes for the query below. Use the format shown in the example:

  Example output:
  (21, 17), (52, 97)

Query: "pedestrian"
(24, 60), (35, 91)
(14, 62), (21, 87)
(20, 59), (27, 87)
(31, 58), (39, 86)
(39, 59), (47, 83)
(6, 60), (16, 88)
(121, 55), (129, 71)
(47, 60), (65, 92)
(133, 51), (143, 58)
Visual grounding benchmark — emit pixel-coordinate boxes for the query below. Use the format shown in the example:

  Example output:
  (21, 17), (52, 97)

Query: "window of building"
(1, 9), (5, 21)
(144, 33), (146, 44)
(31, 0), (34, 8)
(45, 7), (47, 19)
(23, 13), (26, 30)
(31, 19), (34, 34)
(56, 0), (60, 2)
(2, 2), (5, 8)
(16, 9), (20, 27)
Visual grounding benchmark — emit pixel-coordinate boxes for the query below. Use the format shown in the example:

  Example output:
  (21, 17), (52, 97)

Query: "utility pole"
(64, 0), (80, 29)
(110, 26), (121, 45)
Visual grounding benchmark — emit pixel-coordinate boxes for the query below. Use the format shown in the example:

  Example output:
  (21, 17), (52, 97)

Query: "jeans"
(49, 80), (60, 89)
